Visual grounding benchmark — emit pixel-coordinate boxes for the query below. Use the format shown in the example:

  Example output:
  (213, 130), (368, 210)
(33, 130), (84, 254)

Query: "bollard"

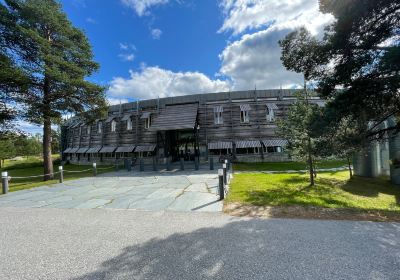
(152, 157), (157, 171)
(59, 166), (64, 183)
(93, 162), (97, 176)
(166, 158), (171, 171)
(210, 157), (214, 170)
(140, 159), (144, 172)
(223, 163), (227, 186)
(2, 171), (8, 195)
(115, 160), (119, 171)
(195, 157), (199, 170)
(218, 169), (224, 200)
(180, 158), (184, 171)
(127, 159), (132, 172)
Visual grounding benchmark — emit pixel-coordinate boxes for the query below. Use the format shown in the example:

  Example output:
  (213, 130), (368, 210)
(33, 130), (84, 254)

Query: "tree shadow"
(70, 219), (400, 280)
(341, 176), (400, 204)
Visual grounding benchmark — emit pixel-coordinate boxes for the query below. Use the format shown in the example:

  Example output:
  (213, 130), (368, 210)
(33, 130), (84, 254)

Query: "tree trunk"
(308, 151), (314, 186)
(0, 159), (3, 169)
(347, 156), (353, 178)
(43, 118), (53, 181)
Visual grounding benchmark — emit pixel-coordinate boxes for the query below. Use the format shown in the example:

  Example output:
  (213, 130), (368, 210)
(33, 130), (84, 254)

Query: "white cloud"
(217, 0), (334, 89)
(17, 121), (58, 135)
(119, 53), (135, 61)
(119, 43), (129, 50)
(151, 28), (162, 39)
(219, 0), (333, 35)
(121, 0), (169, 16)
(86, 17), (96, 24)
(108, 66), (231, 99)
(107, 98), (130, 106)
(219, 27), (303, 89)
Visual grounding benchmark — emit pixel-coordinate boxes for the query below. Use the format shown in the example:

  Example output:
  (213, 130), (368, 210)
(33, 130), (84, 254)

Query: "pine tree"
(0, 0), (106, 180)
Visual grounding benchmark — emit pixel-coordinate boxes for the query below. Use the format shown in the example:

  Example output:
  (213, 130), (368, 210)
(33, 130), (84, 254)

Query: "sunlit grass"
(227, 171), (400, 212)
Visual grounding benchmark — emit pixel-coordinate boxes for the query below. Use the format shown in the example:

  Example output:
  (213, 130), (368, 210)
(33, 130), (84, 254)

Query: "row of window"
(81, 115), (152, 134)
(214, 107), (276, 125)
(209, 146), (283, 156)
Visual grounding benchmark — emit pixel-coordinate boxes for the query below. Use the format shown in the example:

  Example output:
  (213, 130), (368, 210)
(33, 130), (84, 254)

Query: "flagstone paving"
(0, 170), (223, 212)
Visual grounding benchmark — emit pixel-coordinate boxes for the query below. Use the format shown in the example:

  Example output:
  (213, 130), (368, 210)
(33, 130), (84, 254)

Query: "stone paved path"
(0, 170), (222, 212)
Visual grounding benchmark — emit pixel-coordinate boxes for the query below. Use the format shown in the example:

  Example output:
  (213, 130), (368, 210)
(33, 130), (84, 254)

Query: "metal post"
(2, 171), (8, 194)
(140, 159), (144, 172)
(93, 162), (97, 177)
(223, 163), (227, 186)
(59, 166), (63, 183)
(152, 157), (157, 171)
(195, 157), (199, 170)
(127, 159), (132, 172)
(180, 158), (184, 171)
(166, 157), (171, 171)
(218, 169), (224, 200)
(210, 157), (214, 170)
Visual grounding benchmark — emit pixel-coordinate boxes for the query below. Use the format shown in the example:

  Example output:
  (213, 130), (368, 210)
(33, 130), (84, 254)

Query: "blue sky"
(20, 0), (334, 134)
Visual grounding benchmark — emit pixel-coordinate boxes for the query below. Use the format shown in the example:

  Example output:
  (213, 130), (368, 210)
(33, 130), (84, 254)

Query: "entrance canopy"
(149, 104), (198, 131)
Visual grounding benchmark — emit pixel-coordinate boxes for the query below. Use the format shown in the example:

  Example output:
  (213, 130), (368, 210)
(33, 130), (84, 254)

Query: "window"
(265, 146), (282, 153)
(111, 120), (117, 132)
(240, 110), (249, 123)
(266, 107), (275, 122)
(98, 122), (102, 134)
(214, 111), (223, 124)
(87, 125), (91, 135)
(127, 117), (133, 130)
(145, 115), (152, 129)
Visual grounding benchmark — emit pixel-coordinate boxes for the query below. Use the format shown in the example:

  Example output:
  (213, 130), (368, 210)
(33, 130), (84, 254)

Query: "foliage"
(227, 171), (400, 212)
(317, 0), (400, 137)
(276, 92), (323, 184)
(0, 0), (107, 179)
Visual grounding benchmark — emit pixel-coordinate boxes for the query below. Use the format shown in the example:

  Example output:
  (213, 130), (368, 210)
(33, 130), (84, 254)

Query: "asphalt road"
(0, 207), (399, 280)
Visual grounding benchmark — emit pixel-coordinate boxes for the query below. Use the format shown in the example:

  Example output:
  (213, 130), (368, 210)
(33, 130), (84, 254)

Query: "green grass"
(1, 156), (113, 192)
(227, 171), (400, 212)
(233, 159), (347, 172)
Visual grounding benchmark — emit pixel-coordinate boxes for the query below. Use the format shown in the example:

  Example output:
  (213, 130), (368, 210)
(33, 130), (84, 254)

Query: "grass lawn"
(227, 171), (400, 213)
(1, 156), (113, 192)
(233, 159), (347, 172)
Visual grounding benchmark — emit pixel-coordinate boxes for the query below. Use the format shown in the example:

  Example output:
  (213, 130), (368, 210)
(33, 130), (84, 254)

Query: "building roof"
(149, 104), (198, 131)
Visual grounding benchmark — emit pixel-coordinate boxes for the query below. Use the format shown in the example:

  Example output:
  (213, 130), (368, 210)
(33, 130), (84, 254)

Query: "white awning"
(266, 103), (279, 110)
(140, 112), (151, 119)
(134, 145), (156, 152)
(213, 105), (223, 113)
(76, 147), (89, 154)
(121, 114), (133, 121)
(262, 139), (288, 147)
(105, 115), (117, 123)
(208, 142), (232, 150)
(239, 104), (251, 111)
(116, 146), (136, 153)
(235, 140), (262, 148)
(69, 147), (80, 153)
(99, 146), (117, 153)
(63, 147), (73, 153)
(86, 147), (102, 153)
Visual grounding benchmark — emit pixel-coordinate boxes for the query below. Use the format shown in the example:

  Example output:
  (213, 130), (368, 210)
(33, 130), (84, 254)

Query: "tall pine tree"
(0, 0), (106, 180)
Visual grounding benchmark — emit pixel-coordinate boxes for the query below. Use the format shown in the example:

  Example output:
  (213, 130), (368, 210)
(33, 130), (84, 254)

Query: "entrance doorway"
(164, 130), (198, 162)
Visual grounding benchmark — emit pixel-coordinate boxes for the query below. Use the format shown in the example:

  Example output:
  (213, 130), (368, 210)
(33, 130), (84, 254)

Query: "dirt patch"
(224, 202), (400, 222)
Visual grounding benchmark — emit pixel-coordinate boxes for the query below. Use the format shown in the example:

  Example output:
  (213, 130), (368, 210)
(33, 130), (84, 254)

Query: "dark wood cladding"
(62, 89), (320, 160)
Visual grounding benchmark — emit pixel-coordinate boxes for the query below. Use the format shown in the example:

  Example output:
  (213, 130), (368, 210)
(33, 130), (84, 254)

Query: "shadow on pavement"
(72, 219), (400, 280)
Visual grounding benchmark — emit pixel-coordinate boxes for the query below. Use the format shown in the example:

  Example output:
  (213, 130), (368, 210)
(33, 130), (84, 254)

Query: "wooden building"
(61, 89), (324, 164)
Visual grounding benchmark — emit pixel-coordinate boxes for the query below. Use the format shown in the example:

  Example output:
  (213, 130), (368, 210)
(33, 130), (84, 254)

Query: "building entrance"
(165, 130), (198, 162)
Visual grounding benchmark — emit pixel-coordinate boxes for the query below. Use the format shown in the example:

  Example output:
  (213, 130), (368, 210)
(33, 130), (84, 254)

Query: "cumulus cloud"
(121, 0), (169, 16)
(151, 28), (162, 39)
(219, 27), (303, 89)
(108, 66), (231, 99)
(118, 53), (135, 62)
(217, 0), (334, 89)
(219, 0), (333, 35)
